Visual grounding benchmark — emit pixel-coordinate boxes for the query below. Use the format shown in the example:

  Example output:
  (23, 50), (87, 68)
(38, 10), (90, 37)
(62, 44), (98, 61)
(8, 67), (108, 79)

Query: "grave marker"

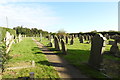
(88, 34), (106, 69)
(61, 39), (67, 54)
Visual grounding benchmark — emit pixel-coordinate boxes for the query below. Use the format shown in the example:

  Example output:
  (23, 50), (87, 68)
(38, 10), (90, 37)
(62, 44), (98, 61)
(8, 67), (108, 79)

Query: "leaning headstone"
(54, 36), (60, 51)
(61, 39), (67, 54)
(88, 34), (106, 70)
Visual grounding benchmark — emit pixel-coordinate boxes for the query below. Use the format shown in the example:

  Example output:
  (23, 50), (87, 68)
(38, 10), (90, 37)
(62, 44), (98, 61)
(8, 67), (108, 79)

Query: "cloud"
(0, 3), (61, 30)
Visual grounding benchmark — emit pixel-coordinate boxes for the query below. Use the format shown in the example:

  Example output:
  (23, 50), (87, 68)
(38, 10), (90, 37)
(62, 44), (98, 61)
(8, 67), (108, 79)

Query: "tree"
(57, 29), (66, 36)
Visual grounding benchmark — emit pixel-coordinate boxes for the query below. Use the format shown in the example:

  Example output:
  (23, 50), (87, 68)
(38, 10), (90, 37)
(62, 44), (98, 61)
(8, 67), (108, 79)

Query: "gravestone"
(18, 34), (22, 42)
(79, 35), (84, 43)
(48, 39), (53, 47)
(61, 39), (67, 54)
(88, 34), (106, 70)
(104, 34), (109, 40)
(5, 31), (11, 47)
(54, 36), (60, 51)
(70, 35), (74, 45)
(115, 45), (120, 57)
(108, 41), (115, 45)
(65, 36), (68, 44)
(110, 40), (120, 57)
(40, 33), (42, 42)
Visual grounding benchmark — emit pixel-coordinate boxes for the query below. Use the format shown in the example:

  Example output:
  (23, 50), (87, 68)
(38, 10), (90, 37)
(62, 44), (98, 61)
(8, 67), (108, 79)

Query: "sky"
(0, 0), (118, 33)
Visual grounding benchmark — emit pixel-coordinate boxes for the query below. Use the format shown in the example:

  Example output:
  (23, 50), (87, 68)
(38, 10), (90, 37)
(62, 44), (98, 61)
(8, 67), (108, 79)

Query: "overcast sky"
(0, 0), (118, 33)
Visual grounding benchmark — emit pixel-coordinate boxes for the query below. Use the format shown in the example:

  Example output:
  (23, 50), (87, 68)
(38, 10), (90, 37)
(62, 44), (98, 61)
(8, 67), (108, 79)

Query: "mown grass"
(2, 37), (59, 78)
(36, 37), (119, 78)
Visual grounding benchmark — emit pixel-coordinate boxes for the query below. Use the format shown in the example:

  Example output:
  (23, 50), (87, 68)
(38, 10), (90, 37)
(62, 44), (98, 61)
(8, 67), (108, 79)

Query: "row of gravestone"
(47, 33), (120, 71)
(4, 32), (23, 53)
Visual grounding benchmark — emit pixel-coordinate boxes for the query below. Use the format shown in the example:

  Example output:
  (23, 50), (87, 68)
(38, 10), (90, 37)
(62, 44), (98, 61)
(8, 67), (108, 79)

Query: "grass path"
(35, 37), (118, 78)
(2, 37), (59, 78)
(33, 38), (90, 78)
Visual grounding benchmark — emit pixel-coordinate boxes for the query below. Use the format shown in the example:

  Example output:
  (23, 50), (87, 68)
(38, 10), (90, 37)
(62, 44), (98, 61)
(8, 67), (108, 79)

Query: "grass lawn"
(2, 37), (59, 78)
(35, 37), (120, 78)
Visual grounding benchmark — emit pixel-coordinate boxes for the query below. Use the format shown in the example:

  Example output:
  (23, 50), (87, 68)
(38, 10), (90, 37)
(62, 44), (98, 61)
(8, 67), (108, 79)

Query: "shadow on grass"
(32, 47), (42, 54)
(36, 61), (65, 67)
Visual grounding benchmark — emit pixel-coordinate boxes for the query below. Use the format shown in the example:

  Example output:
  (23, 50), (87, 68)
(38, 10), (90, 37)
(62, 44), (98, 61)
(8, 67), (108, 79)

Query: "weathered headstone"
(79, 35), (84, 43)
(70, 35), (74, 45)
(5, 31), (11, 47)
(40, 33), (42, 42)
(18, 34), (22, 42)
(88, 34), (106, 70)
(54, 36), (60, 51)
(110, 40), (120, 57)
(48, 39), (53, 47)
(108, 40), (115, 45)
(65, 36), (68, 44)
(104, 34), (110, 40)
(61, 39), (67, 54)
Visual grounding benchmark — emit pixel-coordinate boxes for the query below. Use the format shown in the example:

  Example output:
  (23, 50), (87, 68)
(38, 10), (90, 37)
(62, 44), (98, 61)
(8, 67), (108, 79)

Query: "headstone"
(88, 34), (106, 70)
(5, 31), (11, 47)
(110, 40), (120, 57)
(104, 34), (109, 40)
(40, 33), (42, 42)
(18, 34), (22, 42)
(79, 35), (84, 43)
(54, 36), (60, 51)
(70, 35), (74, 45)
(108, 41), (115, 45)
(65, 36), (68, 44)
(48, 39), (53, 47)
(61, 39), (67, 54)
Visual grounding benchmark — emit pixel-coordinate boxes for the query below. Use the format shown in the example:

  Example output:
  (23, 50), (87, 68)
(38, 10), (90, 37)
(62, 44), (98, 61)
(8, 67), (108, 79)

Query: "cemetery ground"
(35, 37), (120, 78)
(2, 37), (59, 78)
(2, 36), (120, 79)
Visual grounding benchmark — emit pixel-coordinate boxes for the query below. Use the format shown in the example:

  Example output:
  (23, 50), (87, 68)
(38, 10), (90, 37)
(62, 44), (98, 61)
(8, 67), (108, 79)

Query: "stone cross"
(88, 34), (106, 70)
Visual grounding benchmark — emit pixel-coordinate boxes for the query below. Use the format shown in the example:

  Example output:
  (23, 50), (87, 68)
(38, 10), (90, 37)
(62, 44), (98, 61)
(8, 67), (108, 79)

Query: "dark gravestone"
(108, 41), (115, 45)
(48, 39), (53, 47)
(110, 41), (120, 57)
(88, 34), (106, 70)
(79, 35), (84, 43)
(70, 35), (74, 45)
(61, 39), (67, 54)
(104, 34), (109, 40)
(54, 36), (60, 51)
(65, 36), (68, 44)
(83, 35), (86, 40)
